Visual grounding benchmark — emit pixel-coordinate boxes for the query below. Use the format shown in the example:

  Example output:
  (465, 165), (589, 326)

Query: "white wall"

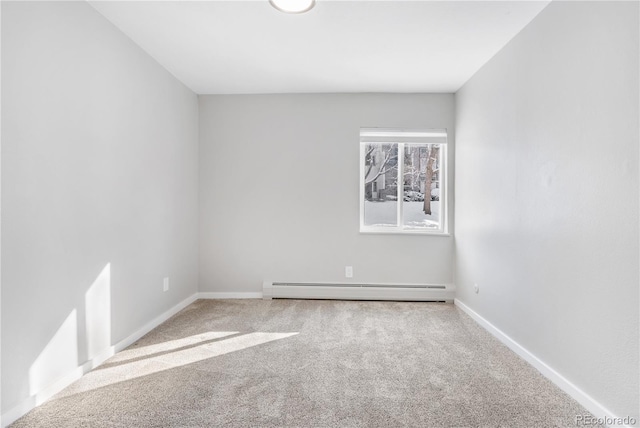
(199, 94), (454, 292)
(1, 1), (198, 416)
(455, 1), (638, 420)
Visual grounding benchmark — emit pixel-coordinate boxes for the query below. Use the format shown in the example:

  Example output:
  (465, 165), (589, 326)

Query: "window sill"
(359, 229), (451, 237)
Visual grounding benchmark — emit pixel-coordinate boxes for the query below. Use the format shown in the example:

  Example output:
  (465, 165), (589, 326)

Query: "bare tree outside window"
(363, 144), (398, 226)
(423, 145), (439, 215)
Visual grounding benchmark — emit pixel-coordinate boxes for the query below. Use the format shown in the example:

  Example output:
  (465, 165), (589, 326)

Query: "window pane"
(402, 144), (441, 230)
(363, 143), (398, 227)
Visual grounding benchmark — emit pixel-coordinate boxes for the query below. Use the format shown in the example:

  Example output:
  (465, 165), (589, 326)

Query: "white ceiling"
(88, 1), (551, 94)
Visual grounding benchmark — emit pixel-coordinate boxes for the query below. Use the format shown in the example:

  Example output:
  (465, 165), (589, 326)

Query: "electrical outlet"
(345, 266), (353, 278)
(473, 283), (479, 294)
(163, 277), (169, 292)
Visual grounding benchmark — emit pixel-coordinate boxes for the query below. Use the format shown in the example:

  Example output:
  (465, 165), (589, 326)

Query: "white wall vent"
(262, 281), (454, 302)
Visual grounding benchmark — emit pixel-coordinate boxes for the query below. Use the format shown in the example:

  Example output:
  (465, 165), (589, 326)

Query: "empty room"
(1, 0), (638, 427)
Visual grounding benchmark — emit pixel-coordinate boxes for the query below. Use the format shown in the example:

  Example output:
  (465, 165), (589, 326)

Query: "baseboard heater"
(262, 281), (454, 302)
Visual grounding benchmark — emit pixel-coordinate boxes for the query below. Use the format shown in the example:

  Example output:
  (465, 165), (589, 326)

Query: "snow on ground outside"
(364, 201), (440, 229)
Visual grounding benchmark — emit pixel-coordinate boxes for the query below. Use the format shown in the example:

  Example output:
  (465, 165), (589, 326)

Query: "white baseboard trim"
(454, 298), (631, 427)
(1, 366), (85, 428)
(197, 292), (263, 299)
(113, 293), (198, 353)
(1, 293), (199, 428)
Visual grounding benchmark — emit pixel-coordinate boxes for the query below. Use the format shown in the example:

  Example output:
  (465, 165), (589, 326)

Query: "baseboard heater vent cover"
(262, 281), (454, 302)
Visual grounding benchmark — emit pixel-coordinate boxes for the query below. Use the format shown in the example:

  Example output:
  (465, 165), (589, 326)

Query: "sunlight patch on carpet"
(108, 331), (240, 364)
(55, 332), (299, 399)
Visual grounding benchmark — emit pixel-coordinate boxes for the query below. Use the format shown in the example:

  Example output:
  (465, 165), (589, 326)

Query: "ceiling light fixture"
(269, 0), (315, 14)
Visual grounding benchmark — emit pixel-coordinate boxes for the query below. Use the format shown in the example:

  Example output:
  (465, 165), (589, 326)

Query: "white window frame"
(359, 128), (448, 235)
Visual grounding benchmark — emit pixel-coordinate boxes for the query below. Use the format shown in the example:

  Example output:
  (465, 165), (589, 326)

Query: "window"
(360, 128), (447, 234)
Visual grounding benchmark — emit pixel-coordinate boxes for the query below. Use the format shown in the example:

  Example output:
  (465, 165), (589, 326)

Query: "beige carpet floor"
(11, 299), (597, 427)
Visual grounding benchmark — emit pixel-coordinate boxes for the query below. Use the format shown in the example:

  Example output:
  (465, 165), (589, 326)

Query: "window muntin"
(360, 129), (447, 234)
